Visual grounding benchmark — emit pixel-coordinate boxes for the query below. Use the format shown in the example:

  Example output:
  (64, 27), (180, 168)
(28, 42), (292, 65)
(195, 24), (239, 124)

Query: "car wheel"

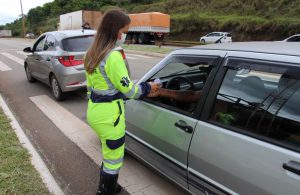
(51, 75), (65, 101)
(201, 39), (205, 44)
(25, 64), (36, 83)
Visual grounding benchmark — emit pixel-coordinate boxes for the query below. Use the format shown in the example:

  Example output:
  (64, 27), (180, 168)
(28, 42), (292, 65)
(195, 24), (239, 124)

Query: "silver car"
(23, 30), (96, 100)
(125, 42), (300, 195)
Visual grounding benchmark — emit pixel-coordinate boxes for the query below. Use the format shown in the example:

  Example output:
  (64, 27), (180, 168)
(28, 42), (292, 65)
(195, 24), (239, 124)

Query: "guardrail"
(163, 40), (204, 47)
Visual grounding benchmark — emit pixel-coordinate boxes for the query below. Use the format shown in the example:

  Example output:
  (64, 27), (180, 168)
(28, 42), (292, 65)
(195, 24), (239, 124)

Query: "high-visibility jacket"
(85, 49), (150, 174)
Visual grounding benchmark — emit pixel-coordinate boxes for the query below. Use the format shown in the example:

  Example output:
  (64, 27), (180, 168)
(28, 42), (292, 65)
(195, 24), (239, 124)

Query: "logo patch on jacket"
(120, 77), (130, 87)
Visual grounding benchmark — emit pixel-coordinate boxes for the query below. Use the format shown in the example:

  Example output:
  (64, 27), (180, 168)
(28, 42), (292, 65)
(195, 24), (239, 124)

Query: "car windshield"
(62, 35), (94, 52)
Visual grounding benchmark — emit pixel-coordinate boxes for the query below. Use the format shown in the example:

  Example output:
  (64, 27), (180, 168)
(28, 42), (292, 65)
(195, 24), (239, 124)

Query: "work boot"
(96, 167), (121, 195)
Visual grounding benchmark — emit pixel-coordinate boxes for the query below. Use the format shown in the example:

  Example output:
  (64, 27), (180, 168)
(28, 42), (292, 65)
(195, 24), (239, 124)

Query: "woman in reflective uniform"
(84, 9), (158, 195)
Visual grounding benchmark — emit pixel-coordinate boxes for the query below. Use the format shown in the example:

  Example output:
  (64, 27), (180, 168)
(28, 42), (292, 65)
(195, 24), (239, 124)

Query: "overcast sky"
(0, 0), (54, 25)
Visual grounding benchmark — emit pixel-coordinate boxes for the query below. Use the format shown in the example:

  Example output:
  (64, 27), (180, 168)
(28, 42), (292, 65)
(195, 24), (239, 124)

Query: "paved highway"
(0, 38), (187, 195)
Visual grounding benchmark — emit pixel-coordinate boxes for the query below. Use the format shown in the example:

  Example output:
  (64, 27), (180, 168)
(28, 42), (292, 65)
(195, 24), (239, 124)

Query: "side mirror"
(23, 47), (32, 53)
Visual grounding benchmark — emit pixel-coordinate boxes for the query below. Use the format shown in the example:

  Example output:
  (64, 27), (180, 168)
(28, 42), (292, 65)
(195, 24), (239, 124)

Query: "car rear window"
(62, 35), (94, 52)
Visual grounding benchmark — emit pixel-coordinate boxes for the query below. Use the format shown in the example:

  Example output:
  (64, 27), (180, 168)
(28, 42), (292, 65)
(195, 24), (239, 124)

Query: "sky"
(0, 0), (54, 25)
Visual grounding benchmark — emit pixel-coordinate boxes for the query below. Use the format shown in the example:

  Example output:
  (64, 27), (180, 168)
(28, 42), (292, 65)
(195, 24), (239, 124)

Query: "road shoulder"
(0, 94), (64, 195)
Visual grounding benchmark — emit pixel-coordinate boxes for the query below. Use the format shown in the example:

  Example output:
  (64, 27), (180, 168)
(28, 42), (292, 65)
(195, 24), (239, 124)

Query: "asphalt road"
(0, 38), (187, 195)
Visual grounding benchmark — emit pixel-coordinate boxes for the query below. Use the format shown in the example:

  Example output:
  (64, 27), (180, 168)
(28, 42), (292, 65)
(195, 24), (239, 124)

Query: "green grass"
(0, 108), (50, 195)
(122, 44), (173, 54)
(169, 12), (300, 41)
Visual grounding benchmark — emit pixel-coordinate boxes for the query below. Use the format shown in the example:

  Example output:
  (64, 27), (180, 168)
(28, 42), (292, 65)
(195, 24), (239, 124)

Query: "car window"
(209, 58), (300, 151)
(44, 35), (56, 51)
(146, 55), (217, 114)
(287, 36), (300, 42)
(62, 35), (94, 52)
(34, 36), (46, 52)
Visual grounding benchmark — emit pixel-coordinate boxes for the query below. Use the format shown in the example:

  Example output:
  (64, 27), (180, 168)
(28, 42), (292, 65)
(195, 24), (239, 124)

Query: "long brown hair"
(84, 9), (130, 74)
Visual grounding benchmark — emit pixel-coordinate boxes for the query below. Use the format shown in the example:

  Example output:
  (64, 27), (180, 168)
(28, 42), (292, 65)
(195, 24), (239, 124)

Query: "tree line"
(1, 0), (300, 41)
(1, 0), (158, 36)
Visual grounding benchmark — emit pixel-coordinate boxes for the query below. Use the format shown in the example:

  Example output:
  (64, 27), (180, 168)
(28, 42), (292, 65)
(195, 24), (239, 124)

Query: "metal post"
(20, 0), (26, 37)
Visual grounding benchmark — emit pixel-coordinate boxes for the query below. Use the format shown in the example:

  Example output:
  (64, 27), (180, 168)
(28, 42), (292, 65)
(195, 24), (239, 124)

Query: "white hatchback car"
(200, 32), (232, 44)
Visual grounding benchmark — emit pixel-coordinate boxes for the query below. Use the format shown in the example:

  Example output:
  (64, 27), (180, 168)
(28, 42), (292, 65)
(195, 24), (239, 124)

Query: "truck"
(59, 10), (102, 30)
(0, 30), (12, 37)
(59, 10), (170, 44)
(127, 12), (170, 44)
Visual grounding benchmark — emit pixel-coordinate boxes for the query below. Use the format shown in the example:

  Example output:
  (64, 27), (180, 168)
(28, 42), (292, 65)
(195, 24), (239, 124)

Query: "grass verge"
(0, 108), (50, 194)
(122, 44), (173, 54)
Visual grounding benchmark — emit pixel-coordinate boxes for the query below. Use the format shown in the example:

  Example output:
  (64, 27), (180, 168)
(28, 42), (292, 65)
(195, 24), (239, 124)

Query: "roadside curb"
(0, 94), (65, 195)
(124, 49), (168, 58)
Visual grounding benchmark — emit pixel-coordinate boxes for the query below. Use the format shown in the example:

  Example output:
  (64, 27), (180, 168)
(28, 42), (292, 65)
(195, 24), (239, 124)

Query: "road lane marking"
(30, 95), (184, 194)
(1, 52), (24, 66)
(30, 95), (103, 165)
(0, 60), (12, 71)
(126, 53), (153, 59)
(0, 94), (64, 195)
(126, 55), (137, 60)
(17, 51), (28, 57)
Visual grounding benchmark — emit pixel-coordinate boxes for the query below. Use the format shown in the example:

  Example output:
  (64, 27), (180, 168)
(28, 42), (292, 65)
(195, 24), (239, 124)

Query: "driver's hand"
(147, 82), (160, 97)
(147, 89), (160, 97)
(149, 82), (160, 92)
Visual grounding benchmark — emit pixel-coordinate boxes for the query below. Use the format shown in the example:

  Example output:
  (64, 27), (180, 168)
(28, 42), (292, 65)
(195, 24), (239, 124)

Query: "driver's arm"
(149, 88), (202, 102)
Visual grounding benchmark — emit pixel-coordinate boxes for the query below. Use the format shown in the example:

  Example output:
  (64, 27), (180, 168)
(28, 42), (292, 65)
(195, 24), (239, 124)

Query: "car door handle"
(175, 120), (193, 133)
(283, 160), (300, 175)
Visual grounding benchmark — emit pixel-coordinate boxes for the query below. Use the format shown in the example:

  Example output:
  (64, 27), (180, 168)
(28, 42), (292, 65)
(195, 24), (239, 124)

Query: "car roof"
(189, 41), (300, 57)
(209, 32), (229, 34)
(45, 30), (96, 40)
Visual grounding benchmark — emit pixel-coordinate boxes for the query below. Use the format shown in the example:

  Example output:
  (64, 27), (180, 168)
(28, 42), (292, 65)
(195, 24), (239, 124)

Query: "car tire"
(25, 64), (36, 83)
(51, 75), (65, 101)
(201, 39), (205, 44)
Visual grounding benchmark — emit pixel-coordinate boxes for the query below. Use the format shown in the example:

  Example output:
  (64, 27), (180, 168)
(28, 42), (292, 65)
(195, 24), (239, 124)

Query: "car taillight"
(58, 56), (83, 67)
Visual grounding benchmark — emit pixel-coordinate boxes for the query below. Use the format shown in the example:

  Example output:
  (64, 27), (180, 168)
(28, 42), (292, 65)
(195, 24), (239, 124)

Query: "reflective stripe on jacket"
(85, 49), (150, 101)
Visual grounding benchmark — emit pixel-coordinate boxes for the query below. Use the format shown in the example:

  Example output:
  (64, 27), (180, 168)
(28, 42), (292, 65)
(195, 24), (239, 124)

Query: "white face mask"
(116, 33), (127, 46)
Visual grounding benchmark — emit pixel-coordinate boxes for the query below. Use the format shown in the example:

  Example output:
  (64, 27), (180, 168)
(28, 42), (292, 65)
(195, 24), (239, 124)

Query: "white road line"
(30, 95), (103, 165)
(0, 49), (19, 52)
(0, 94), (64, 195)
(126, 53), (153, 59)
(126, 56), (137, 60)
(1, 52), (24, 66)
(30, 95), (182, 194)
(0, 60), (12, 71)
(17, 51), (28, 57)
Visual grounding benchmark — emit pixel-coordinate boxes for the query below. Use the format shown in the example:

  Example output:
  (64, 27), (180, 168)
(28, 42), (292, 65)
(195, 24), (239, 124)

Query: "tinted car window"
(287, 36), (300, 42)
(210, 58), (300, 151)
(44, 35), (56, 51)
(34, 36), (46, 52)
(62, 35), (94, 52)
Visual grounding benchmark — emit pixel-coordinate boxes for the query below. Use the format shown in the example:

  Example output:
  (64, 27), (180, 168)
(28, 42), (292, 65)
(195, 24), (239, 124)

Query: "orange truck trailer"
(127, 12), (170, 44)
